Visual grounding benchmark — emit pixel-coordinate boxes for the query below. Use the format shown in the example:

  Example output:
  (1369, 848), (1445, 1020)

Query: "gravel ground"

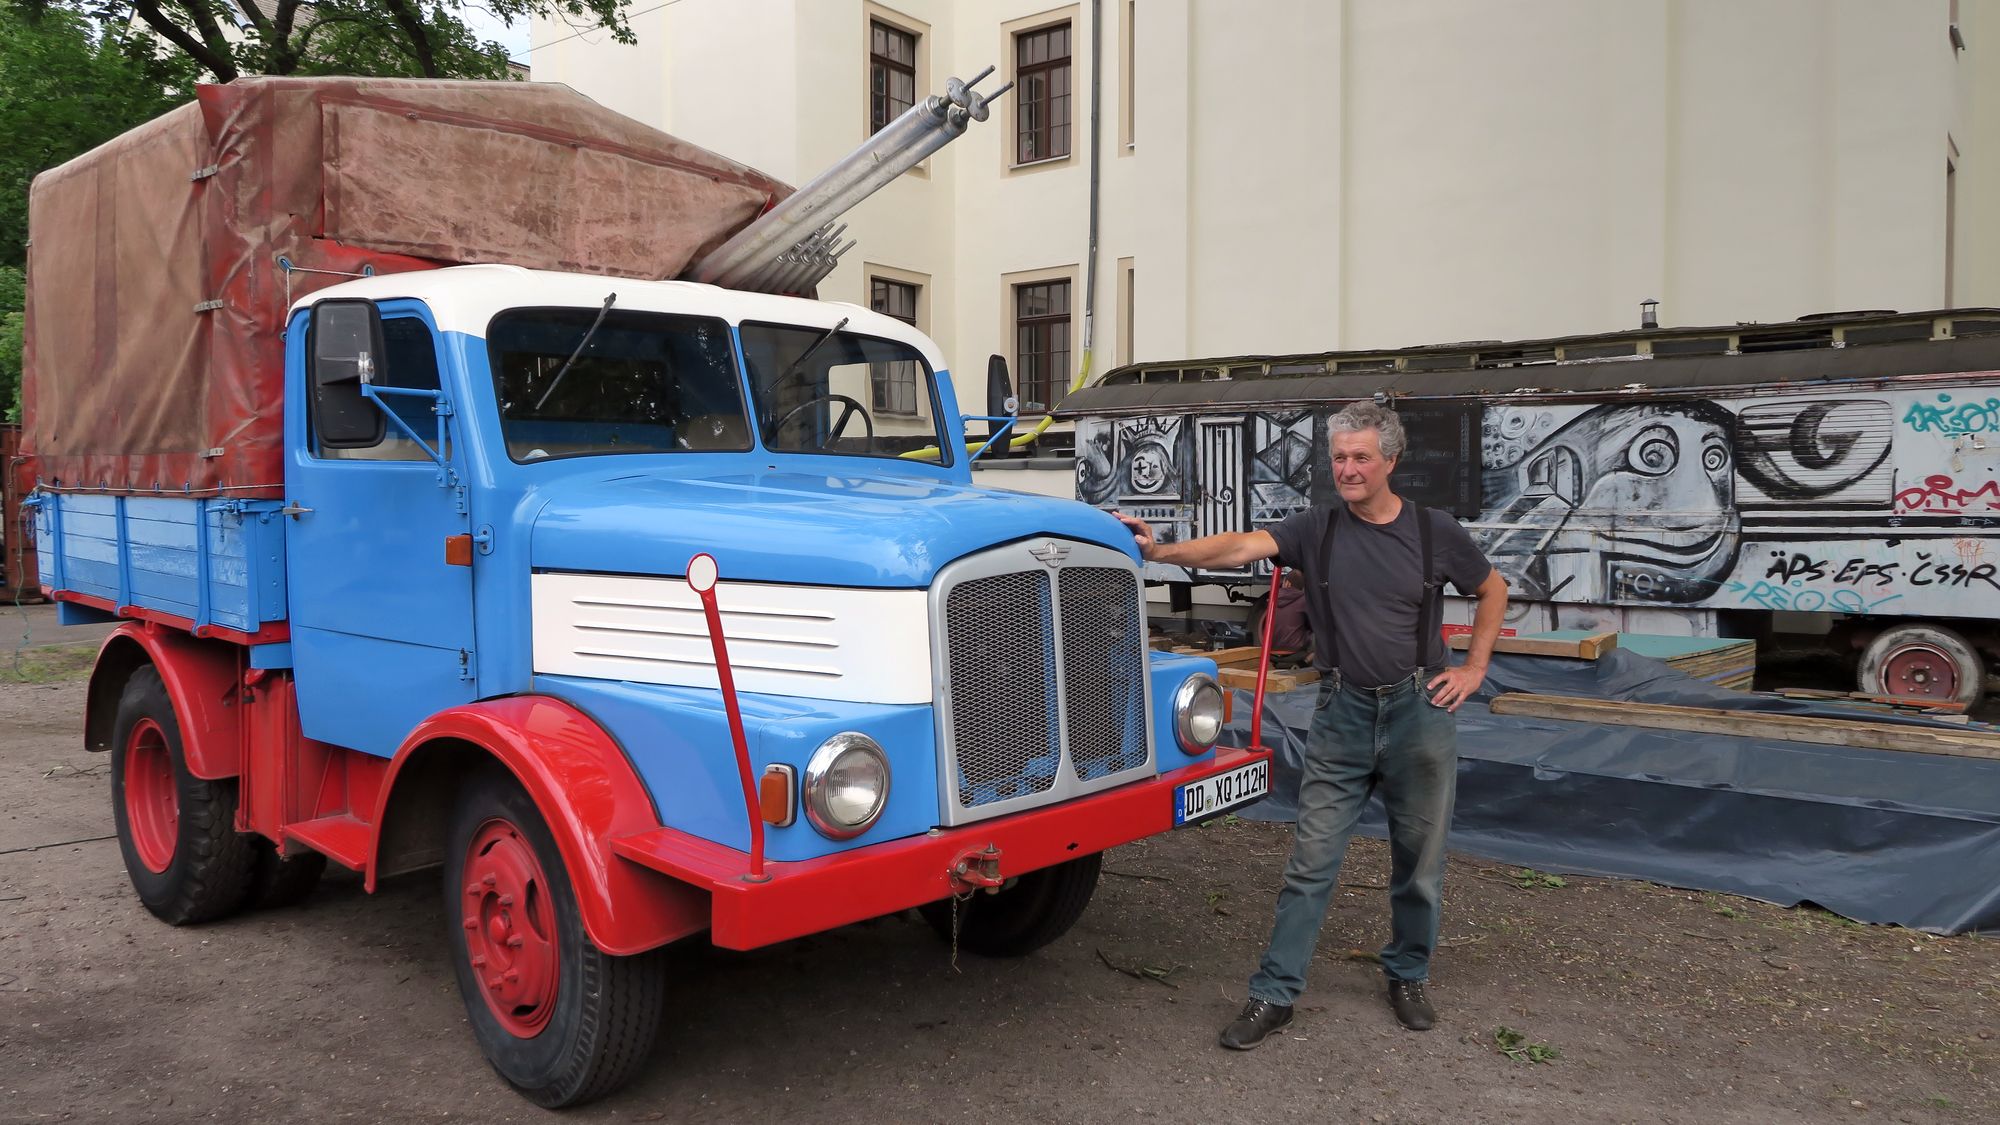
(2, 662), (1996, 1125)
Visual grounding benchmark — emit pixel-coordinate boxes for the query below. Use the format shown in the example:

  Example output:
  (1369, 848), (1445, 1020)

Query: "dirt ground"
(3, 654), (1997, 1125)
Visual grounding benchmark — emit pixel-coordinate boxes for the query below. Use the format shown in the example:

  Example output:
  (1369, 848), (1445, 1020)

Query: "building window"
(1015, 280), (1071, 411)
(1015, 23), (1072, 163)
(871, 20), (918, 134)
(870, 277), (921, 414)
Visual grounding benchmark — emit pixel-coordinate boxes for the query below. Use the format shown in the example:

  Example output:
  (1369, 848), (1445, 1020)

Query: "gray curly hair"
(1329, 401), (1406, 460)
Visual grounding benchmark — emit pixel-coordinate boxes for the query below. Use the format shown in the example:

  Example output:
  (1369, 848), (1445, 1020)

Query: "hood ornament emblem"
(1029, 540), (1071, 568)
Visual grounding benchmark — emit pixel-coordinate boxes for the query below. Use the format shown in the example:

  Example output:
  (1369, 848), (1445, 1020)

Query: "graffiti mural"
(1474, 401), (1739, 604)
(1736, 399), (1893, 506)
(1077, 416), (1194, 579)
(1070, 380), (2000, 623)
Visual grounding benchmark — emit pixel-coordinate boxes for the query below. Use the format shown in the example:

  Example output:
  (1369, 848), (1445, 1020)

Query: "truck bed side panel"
(34, 493), (286, 634)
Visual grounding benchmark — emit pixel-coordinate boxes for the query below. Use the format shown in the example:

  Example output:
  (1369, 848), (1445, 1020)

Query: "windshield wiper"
(758, 316), (849, 440)
(533, 292), (618, 411)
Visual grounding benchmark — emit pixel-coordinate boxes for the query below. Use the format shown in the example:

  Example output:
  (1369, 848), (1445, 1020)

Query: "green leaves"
(1493, 1025), (1561, 1064)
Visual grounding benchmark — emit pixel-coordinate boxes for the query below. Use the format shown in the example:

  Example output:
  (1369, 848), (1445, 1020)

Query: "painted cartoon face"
(1129, 441), (1170, 493)
(1076, 424), (1117, 504)
(1578, 406), (1733, 528)
(1477, 400), (1740, 604)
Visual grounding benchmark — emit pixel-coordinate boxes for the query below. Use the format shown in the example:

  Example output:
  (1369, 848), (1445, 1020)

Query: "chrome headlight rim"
(802, 732), (891, 840)
(1174, 672), (1225, 753)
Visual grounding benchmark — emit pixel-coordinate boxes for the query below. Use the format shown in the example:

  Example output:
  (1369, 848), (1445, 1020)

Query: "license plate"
(1173, 759), (1271, 826)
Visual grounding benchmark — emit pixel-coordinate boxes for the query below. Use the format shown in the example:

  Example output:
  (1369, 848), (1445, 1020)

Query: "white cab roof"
(293, 264), (948, 372)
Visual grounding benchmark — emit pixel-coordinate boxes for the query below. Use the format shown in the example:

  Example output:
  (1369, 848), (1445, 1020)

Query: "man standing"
(1112, 402), (1508, 1048)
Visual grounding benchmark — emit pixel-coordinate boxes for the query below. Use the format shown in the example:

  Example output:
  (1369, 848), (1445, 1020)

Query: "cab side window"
(315, 316), (446, 461)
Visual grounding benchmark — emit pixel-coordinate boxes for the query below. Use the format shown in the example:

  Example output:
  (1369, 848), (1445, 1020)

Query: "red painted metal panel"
(375, 697), (711, 957)
(0, 423), (38, 601)
(55, 589), (289, 646)
(91, 623), (246, 781)
(613, 745), (1274, 951)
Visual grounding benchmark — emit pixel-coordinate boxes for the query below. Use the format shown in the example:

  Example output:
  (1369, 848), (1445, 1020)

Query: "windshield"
(487, 308), (750, 462)
(739, 321), (951, 462)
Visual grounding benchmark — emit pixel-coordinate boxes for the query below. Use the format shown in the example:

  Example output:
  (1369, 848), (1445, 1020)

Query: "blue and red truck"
(19, 77), (1272, 1106)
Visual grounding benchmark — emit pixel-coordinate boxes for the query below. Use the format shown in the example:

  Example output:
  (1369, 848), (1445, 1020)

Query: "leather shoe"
(1218, 998), (1293, 1049)
(1387, 979), (1435, 1030)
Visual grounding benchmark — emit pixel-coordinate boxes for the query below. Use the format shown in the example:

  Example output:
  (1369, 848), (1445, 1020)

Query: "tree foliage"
(3, 0), (636, 419)
(107, 0), (633, 82)
(0, 4), (196, 269)
(2, 5), (195, 418)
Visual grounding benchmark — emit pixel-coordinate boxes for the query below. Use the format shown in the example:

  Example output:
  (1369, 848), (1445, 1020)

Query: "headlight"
(802, 732), (891, 839)
(1174, 674), (1225, 753)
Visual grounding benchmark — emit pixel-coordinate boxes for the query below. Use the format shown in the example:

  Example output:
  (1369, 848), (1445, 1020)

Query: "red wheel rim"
(461, 819), (560, 1038)
(124, 718), (178, 874)
(1879, 642), (1961, 699)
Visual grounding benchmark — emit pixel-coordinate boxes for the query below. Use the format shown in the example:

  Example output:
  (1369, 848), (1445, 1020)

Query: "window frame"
(738, 319), (953, 466)
(1014, 20), (1074, 165)
(868, 276), (923, 417)
(869, 18), (918, 136)
(482, 306), (753, 465)
(306, 303), (449, 463)
(1013, 278), (1073, 414)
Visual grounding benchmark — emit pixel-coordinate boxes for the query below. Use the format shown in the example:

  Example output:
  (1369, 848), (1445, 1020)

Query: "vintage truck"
(21, 78), (1267, 1107)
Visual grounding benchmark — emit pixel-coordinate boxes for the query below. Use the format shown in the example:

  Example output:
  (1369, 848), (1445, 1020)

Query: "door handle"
(279, 503), (314, 518)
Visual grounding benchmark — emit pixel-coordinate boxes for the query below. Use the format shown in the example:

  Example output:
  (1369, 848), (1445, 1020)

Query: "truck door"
(285, 299), (477, 758)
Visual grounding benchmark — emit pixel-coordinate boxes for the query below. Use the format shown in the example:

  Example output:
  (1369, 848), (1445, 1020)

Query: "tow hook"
(950, 844), (1005, 894)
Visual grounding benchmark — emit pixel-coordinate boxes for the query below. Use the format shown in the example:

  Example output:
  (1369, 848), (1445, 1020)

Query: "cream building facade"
(530, 0), (2000, 433)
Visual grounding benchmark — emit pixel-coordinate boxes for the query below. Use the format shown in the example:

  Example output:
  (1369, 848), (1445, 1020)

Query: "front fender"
(371, 696), (711, 956)
(85, 624), (242, 780)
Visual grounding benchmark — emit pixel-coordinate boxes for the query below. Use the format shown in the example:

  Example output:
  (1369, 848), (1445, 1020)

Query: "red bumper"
(610, 745), (1270, 951)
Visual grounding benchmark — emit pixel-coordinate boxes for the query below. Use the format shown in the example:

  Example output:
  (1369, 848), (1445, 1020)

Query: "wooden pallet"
(1447, 631), (1619, 660)
(1488, 693), (2000, 760)
(1217, 666), (1320, 693)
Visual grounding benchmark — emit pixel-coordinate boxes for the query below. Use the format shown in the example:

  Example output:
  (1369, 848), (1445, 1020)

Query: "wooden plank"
(1772, 688), (1969, 714)
(1487, 693), (2000, 761)
(1218, 666), (1320, 693)
(1447, 632), (1617, 660)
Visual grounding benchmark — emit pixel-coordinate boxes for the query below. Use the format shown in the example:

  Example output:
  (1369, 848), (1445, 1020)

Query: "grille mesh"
(944, 571), (1061, 807)
(1059, 567), (1147, 781)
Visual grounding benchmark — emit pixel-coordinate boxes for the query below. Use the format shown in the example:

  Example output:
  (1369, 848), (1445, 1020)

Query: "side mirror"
(310, 299), (387, 448)
(986, 354), (1017, 417)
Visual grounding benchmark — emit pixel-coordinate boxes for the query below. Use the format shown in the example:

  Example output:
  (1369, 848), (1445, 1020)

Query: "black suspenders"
(1313, 502), (1442, 676)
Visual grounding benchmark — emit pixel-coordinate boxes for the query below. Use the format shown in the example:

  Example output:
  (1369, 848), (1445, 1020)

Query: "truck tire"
(444, 770), (666, 1109)
(109, 666), (257, 925)
(1858, 623), (1985, 707)
(919, 852), (1102, 957)
(241, 838), (327, 910)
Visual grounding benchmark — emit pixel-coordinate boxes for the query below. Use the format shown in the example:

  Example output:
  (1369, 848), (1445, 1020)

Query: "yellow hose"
(901, 348), (1095, 462)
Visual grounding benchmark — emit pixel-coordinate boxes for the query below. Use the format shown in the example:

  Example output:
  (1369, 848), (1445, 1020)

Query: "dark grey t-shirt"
(1268, 501), (1495, 688)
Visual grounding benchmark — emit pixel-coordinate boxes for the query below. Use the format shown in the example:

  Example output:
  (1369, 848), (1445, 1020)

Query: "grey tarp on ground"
(1224, 649), (2000, 935)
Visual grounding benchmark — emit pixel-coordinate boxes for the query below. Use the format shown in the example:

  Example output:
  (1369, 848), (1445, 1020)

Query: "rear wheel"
(1858, 623), (1984, 707)
(109, 666), (256, 925)
(444, 770), (666, 1109)
(920, 853), (1103, 957)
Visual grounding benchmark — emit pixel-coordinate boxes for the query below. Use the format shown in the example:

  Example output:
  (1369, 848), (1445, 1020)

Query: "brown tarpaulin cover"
(22, 77), (791, 497)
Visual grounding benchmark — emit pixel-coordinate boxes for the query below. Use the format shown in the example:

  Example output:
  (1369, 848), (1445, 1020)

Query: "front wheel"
(444, 770), (666, 1109)
(919, 852), (1102, 957)
(1858, 623), (1985, 707)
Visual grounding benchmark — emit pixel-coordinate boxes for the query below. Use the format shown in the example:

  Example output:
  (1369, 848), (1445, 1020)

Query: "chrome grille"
(1059, 567), (1147, 781)
(943, 570), (1061, 807)
(935, 540), (1155, 823)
